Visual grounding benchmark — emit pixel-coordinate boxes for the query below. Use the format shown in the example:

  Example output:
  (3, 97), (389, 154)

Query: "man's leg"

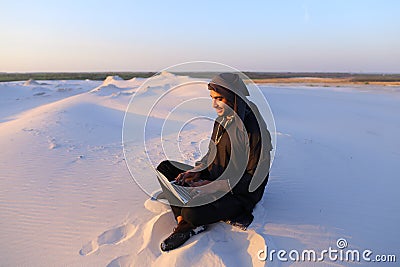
(160, 193), (246, 252)
(181, 194), (246, 227)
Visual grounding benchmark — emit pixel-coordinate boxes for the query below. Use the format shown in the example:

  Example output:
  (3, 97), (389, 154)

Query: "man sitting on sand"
(157, 73), (272, 251)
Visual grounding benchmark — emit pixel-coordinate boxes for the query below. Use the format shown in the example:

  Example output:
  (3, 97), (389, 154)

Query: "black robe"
(198, 101), (272, 212)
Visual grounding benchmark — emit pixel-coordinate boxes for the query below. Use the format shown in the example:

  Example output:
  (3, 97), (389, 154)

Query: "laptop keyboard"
(171, 182), (192, 203)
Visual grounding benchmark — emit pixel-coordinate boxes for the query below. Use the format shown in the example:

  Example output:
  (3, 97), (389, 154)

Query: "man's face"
(210, 90), (231, 117)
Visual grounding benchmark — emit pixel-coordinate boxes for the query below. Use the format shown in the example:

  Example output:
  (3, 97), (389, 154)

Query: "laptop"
(155, 169), (196, 204)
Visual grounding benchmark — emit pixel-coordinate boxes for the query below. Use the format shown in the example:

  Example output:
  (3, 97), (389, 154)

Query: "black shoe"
(160, 221), (207, 252)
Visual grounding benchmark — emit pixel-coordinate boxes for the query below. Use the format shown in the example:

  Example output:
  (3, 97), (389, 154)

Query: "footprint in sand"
(106, 254), (136, 267)
(79, 224), (138, 256)
(104, 211), (175, 267)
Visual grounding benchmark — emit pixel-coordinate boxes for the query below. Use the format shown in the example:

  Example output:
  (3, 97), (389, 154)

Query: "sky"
(1, 0), (399, 73)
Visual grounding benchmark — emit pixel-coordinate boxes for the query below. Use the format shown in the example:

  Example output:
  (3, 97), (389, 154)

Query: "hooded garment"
(208, 72), (249, 122)
(198, 73), (272, 211)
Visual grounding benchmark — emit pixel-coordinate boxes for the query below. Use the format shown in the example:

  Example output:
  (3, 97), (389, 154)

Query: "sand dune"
(0, 74), (399, 266)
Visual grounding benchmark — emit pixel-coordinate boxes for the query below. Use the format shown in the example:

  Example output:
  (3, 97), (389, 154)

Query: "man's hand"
(175, 167), (201, 185)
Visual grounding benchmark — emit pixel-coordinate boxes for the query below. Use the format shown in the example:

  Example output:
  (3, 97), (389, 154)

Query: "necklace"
(214, 117), (232, 145)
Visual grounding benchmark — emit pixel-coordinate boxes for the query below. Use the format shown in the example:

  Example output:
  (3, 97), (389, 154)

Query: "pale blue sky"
(1, 0), (399, 72)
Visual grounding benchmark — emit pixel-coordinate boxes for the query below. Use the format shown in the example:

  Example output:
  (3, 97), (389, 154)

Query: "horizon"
(1, 0), (399, 73)
(4, 71), (400, 75)
(2, 71), (400, 75)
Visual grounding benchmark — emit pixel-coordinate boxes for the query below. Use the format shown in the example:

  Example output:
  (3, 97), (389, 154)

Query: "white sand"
(0, 74), (399, 266)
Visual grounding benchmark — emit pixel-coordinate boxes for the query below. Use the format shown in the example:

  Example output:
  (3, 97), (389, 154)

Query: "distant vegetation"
(244, 72), (400, 82)
(1, 71), (399, 83)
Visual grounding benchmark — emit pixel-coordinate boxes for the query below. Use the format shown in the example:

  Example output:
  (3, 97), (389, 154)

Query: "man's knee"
(156, 160), (171, 172)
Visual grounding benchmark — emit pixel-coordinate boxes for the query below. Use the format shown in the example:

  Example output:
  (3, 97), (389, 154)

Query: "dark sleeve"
(231, 129), (262, 195)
